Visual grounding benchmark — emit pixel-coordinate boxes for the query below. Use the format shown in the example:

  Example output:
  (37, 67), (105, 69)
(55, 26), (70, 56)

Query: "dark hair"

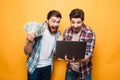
(69, 8), (84, 21)
(47, 10), (62, 20)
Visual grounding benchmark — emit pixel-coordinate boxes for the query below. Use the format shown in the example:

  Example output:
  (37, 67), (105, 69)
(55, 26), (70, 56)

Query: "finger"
(58, 58), (64, 60)
(81, 59), (85, 62)
(86, 59), (89, 62)
(58, 36), (63, 40)
(65, 55), (68, 60)
(72, 57), (75, 60)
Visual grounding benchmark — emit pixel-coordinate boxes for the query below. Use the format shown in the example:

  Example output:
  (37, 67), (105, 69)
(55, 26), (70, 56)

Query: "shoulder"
(57, 30), (61, 36)
(83, 24), (95, 34)
(64, 27), (73, 33)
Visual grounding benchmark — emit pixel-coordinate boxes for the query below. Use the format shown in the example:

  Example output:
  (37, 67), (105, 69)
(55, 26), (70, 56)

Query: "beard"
(48, 24), (58, 34)
(72, 26), (81, 33)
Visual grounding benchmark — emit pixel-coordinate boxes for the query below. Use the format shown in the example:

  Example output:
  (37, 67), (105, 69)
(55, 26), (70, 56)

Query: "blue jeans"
(28, 65), (51, 80)
(65, 69), (79, 80)
(84, 73), (91, 80)
(65, 69), (91, 80)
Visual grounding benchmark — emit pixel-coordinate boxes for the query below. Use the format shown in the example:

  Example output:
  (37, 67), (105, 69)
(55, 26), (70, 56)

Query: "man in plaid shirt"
(24, 10), (62, 80)
(64, 8), (95, 80)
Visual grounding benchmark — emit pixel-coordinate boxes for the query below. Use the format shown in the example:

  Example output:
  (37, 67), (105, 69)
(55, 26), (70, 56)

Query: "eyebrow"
(51, 19), (60, 22)
(71, 20), (81, 22)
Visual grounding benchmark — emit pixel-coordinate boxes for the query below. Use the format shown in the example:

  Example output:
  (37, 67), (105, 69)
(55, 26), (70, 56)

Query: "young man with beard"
(64, 8), (95, 80)
(24, 10), (62, 80)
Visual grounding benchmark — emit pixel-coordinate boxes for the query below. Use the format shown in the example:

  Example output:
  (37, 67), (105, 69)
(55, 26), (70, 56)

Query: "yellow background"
(0, 0), (120, 80)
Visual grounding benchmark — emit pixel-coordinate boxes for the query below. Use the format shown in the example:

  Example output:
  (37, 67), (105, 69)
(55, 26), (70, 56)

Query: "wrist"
(27, 38), (34, 43)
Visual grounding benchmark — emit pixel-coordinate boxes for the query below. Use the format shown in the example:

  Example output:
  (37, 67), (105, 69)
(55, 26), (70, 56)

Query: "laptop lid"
(56, 41), (86, 60)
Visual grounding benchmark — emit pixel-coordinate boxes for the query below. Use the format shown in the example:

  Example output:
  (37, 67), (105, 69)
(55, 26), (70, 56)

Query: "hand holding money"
(24, 22), (44, 37)
(27, 33), (36, 42)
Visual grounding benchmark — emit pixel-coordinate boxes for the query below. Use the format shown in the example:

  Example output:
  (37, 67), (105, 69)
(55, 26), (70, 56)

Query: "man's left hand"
(80, 55), (89, 62)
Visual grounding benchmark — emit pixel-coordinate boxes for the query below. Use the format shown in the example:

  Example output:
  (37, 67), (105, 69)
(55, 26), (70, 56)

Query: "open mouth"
(51, 26), (57, 30)
(72, 27), (81, 33)
(73, 28), (79, 31)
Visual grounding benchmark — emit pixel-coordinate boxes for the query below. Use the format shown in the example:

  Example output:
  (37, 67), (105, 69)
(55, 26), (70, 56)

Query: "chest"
(65, 31), (88, 42)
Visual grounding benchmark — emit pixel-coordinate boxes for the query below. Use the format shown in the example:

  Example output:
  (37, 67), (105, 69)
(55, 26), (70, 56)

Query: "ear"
(46, 20), (48, 24)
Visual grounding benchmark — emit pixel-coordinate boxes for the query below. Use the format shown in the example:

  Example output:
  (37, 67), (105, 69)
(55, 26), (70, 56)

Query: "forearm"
(86, 32), (95, 58)
(24, 32), (36, 55)
(24, 41), (34, 55)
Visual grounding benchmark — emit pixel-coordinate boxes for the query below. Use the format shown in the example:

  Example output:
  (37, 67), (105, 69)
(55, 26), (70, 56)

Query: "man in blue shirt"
(24, 10), (62, 80)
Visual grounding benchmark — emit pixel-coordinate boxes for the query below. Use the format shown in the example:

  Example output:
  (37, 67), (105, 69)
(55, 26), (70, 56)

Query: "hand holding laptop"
(57, 36), (77, 62)
(56, 36), (88, 62)
(56, 41), (86, 60)
(58, 55), (89, 63)
(80, 55), (89, 62)
(58, 55), (75, 62)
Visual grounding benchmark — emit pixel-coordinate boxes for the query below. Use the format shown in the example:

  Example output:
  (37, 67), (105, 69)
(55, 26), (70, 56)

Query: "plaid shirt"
(24, 22), (61, 74)
(63, 24), (95, 79)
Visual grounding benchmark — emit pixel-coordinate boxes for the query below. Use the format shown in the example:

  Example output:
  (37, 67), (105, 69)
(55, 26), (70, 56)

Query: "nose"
(73, 23), (78, 27)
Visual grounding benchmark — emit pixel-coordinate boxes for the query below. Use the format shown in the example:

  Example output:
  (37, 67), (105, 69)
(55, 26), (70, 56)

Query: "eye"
(77, 21), (82, 24)
(51, 19), (56, 23)
(77, 22), (80, 24)
(71, 21), (75, 24)
(57, 21), (60, 24)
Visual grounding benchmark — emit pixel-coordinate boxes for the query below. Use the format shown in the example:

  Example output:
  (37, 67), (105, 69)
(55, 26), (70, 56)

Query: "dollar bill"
(24, 22), (44, 37)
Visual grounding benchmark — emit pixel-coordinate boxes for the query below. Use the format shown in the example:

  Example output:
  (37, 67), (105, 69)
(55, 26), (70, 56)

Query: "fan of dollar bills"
(24, 22), (44, 37)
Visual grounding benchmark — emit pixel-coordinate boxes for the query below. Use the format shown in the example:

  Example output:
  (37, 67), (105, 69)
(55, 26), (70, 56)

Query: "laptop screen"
(56, 41), (86, 60)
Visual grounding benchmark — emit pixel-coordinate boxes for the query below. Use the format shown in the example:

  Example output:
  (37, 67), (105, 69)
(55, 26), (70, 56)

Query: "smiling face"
(70, 18), (83, 33)
(46, 16), (61, 34)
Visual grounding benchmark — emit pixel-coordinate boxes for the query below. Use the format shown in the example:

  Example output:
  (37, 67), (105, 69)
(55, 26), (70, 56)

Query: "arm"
(65, 32), (95, 62)
(24, 33), (35, 55)
(81, 31), (95, 62)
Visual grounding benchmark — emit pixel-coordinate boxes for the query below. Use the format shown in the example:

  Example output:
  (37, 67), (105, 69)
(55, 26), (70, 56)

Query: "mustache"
(72, 27), (80, 30)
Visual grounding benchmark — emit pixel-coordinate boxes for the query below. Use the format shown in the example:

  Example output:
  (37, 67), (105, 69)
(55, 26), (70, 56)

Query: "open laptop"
(56, 41), (86, 60)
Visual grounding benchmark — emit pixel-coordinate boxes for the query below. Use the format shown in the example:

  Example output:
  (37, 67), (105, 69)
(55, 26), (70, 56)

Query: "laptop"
(56, 41), (86, 60)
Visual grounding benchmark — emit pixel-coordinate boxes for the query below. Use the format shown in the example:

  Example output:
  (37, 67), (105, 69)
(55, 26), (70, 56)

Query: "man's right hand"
(57, 36), (63, 41)
(57, 55), (75, 62)
(24, 33), (35, 55)
(27, 33), (36, 42)
(64, 55), (75, 62)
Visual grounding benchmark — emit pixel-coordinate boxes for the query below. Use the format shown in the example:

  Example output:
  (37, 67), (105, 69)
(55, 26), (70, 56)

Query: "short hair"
(69, 8), (84, 21)
(47, 10), (62, 20)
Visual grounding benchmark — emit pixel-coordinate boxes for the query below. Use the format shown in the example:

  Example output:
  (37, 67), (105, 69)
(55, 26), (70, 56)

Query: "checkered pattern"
(64, 24), (95, 79)
(24, 22), (61, 74)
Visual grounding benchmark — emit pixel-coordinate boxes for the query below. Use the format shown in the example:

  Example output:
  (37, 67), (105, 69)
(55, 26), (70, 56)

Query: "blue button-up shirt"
(24, 22), (61, 74)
